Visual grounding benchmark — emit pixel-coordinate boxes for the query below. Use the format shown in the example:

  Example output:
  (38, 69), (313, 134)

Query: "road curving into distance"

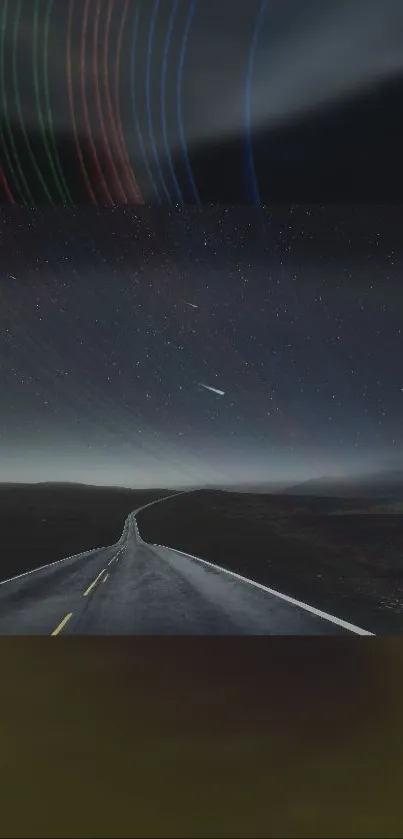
(0, 492), (374, 636)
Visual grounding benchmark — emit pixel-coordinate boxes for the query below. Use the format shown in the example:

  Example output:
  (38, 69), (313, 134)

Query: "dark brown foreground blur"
(1, 637), (403, 838)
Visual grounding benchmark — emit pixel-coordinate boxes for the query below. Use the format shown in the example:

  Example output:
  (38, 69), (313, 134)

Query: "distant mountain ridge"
(2, 472), (403, 499)
(282, 468), (403, 498)
(191, 481), (291, 494)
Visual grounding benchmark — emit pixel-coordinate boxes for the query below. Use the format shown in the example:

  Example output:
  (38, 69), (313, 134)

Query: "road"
(0, 495), (373, 636)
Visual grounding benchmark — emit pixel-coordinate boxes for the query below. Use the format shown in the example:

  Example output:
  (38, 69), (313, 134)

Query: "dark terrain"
(136, 490), (403, 635)
(2, 482), (403, 634)
(0, 483), (173, 581)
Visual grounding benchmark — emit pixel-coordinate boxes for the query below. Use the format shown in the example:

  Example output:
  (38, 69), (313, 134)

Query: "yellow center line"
(83, 568), (106, 597)
(51, 612), (73, 636)
(103, 572), (109, 583)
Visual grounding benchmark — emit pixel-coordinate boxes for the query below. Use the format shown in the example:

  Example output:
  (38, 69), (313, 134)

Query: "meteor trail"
(199, 383), (225, 396)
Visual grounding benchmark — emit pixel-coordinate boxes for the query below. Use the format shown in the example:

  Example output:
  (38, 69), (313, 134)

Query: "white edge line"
(0, 490), (188, 589)
(151, 543), (375, 636)
(0, 541), (127, 589)
(0, 546), (105, 588)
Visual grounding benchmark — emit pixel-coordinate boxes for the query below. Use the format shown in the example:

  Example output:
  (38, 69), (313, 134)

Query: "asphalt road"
(0, 497), (374, 636)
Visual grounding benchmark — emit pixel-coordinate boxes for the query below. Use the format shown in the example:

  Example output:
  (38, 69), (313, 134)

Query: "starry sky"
(0, 204), (402, 489)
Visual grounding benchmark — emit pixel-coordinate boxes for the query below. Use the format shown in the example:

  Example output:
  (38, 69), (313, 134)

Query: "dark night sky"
(0, 204), (402, 488)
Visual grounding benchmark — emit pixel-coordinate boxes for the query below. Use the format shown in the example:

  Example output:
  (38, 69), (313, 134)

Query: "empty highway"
(0, 496), (374, 636)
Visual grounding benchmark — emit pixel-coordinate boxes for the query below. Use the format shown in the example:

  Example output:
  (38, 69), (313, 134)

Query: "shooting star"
(199, 383), (225, 397)
(184, 301), (198, 309)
